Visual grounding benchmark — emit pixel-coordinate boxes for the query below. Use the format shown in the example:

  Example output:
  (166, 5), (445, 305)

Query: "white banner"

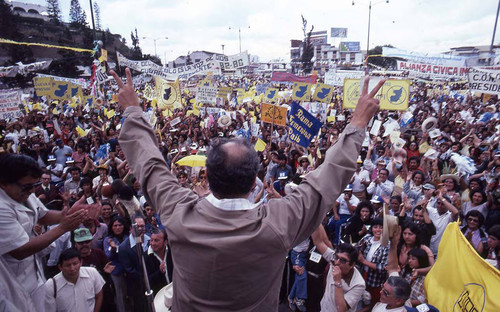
(117, 52), (221, 80)
(397, 61), (468, 79)
(0, 90), (23, 120)
(383, 47), (468, 67)
(0, 60), (52, 77)
(36, 73), (89, 87)
(196, 86), (218, 104)
(324, 70), (364, 86)
(213, 51), (250, 71)
(468, 67), (500, 95)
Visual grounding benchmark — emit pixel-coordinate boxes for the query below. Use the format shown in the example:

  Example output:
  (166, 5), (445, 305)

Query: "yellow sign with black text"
(261, 103), (287, 126)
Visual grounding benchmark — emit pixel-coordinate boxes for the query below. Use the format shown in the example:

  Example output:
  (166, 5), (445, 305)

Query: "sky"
(17, 0), (500, 63)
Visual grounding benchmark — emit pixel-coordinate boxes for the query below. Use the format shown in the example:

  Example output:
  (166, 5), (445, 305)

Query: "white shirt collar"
(205, 193), (260, 211)
(129, 233), (150, 251)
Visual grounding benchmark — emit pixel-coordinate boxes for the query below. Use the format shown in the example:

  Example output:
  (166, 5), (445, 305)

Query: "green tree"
(69, 0), (87, 28)
(130, 28), (142, 59)
(46, 0), (61, 24)
(300, 15), (314, 74)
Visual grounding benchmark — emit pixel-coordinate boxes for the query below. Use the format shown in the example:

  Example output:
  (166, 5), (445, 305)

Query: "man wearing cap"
(111, 69), (384, 311)
(52, 138), (73, 167)
(367, 168), (394, 199)
(329, 184), (360, 245)
(46, 154), (64, 184)
(351, 156), (370, 201)
(272, 171), (289, 197)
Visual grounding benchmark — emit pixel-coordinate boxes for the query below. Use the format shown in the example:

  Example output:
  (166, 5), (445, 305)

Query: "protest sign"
(214, 51), (249, 71)
(271, 72), (317, 84)
(324, 70), (364, 86)
(263, 88), (279, 102)
(343, 78), (410, 111)
(117, 52), (221, 80)
(312, 83), (334, 103)
(155, 77), (182, 110)
(397, 61), (468, 79)
(37, 73), (89, 88)
(288, 101), (323, 148)
(292, 82), (312, 101)
(468, 67), (500, 95)
(33, 77), (53, 97)
(261, 103), (287, 126)
(196, 85), (218, 105)
(0, 90), (23, 120)
(383, 47), (468, 66)
(217, 86), (233, 99)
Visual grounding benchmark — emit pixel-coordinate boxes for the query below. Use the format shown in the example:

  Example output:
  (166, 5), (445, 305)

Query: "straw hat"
(421, 117), (438, 133)
(154, 283), (173, 312)
(381, 204), (399, 247)
(217, 115), (231, 128)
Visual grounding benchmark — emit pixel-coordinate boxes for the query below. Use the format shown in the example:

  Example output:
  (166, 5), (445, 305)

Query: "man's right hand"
(59, 209), (87, 232)
(110, 68), (140, 110)
(350, 76), (386, 128)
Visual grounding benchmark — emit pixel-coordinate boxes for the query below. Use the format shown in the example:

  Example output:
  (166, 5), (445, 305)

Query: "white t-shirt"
(352, 170), (370, 192)
(336, 194), (360, 215)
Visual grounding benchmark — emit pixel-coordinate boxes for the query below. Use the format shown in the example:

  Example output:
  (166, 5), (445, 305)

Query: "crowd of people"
(0, 67), (499, 312)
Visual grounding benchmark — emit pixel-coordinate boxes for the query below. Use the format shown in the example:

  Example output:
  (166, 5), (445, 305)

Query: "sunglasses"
(467, 218), (479, 223)
(16, 181), (42, 192)
(199, 176), (207, 180)
(333, 254), (349, 264)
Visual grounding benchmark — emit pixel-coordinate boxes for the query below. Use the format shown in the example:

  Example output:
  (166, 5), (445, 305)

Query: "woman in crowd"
(462, 189), (489, 219)
(398, 222), (435, 275)
(192, 167), (211, 197)
(343, 201), (374, 244)
(104, 215), (130, 312)
(356, 217), (388, 311)
(461, 210), (488, 258)
(403, 170), (426, 207)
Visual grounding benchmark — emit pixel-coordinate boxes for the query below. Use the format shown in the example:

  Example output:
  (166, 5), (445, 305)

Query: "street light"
(352, 0), (389, 54)
(229, 26), (250, 53)
(142, 36), (168, 58)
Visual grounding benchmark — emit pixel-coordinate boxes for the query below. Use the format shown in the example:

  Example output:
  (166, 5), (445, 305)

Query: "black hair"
(468, 178), (485, 190)
(355, 201), (374, 217)
(386, 276), (411, 301)
(80, 177), (92, 188)
(379, 168), (389, 175)
(465, 210), (485, 227)
(390, 195), (402, 205)
(411, 170), (425, 182)
(206, 137), (259, 198)
(108, 215), (130, 239)
(0, 154), (43, 184)
(372, 217), (383, 227)
(151, 227), (168, 241)
(401, 222), (423, 247)
(408, 247), (430, 268)
(69, 166), (81, 173)
(58, 248), (81, 266)
(469, 189), (487, 205)
(337, 243), (358, 265)
(488, 225), (500, 240)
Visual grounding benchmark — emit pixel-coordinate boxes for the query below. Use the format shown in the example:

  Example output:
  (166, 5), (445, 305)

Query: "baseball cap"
(370, 195), (383, 204)
(278, 171), (288, 180)
(344, 184), (353, 191)
(422, 183), (436, 190)
(404, 304), (439, 312)
(73, 228), (93, 243)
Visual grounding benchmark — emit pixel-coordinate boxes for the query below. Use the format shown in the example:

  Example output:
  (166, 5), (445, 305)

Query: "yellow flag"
(312, 83), (334, 103)
(254, 138), (267, 152)
(76, 126), (88, 137)
(327, 115), (336, 123)
(292, 82), (312, 101)
(106, 109), (115, 119)
(343, 79), (409, 111)
(424, 222), (500, 311)
(99, 49), (108, 62)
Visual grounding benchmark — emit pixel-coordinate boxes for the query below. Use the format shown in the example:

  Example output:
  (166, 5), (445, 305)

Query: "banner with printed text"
(324, 70), (364, 86)
(383, 47), (468, 66)
(397, 60), (468, 79)
(213, 51), (250, 71)
(289, 101), (323, 148)
(0, 90), (23, 120)
(468, 67), (500, 95)
(343, 78), (409, 111)
(271, 72), (317, 84)
(196, 85), (218, 105)
(117, 52), (221, 80)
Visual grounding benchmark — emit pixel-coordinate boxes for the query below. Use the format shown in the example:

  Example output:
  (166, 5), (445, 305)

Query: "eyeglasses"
(333, 254), (349, 264)
(199, 176), (207, 180)
(15, 181), (42, 192)
(467, 218), (479, 223)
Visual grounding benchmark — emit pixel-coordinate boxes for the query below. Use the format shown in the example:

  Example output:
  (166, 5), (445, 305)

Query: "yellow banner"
(292, 82), (312, 102)
(424, 222), (500, 311)
(343, 79), (409, 111)
(217, 86), (233, 98)
(261, 103), (287, 126)
(312, 83), (334, 103)
(254, 138), (267, 152)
